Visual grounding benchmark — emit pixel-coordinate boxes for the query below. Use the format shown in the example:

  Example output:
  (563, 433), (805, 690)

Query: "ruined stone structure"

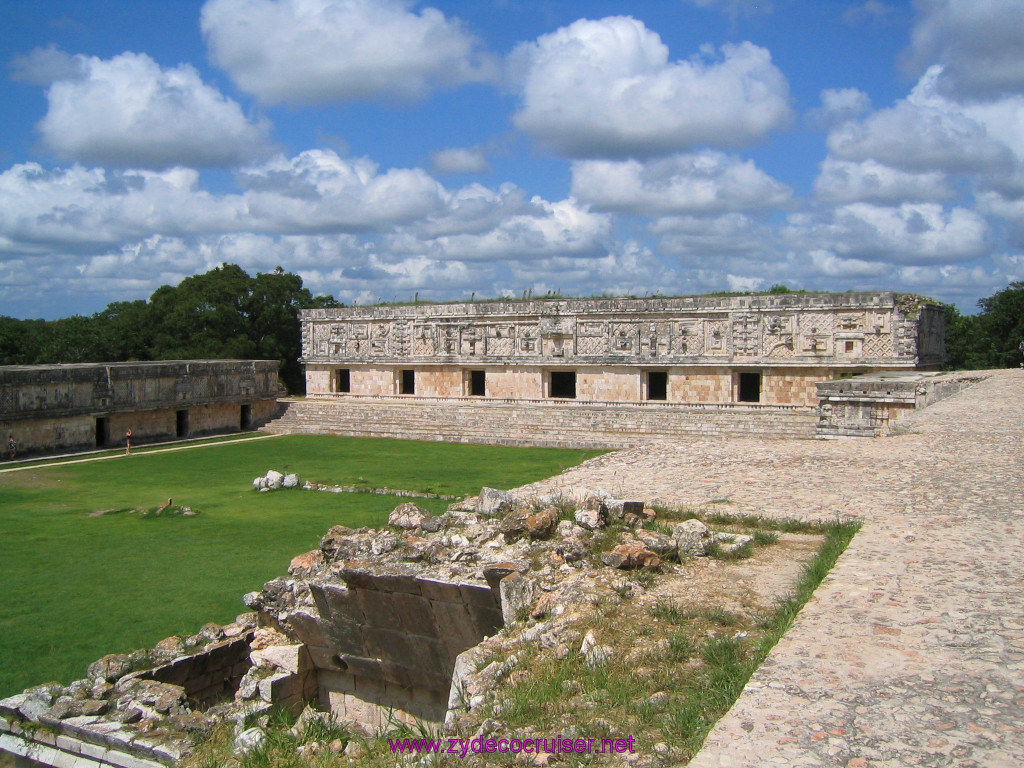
(816, 370), (984, 437)
(0, 487), (664, 768)
(301, 292), (944, 406)
(274, 293), (945, 445)
(0, 361), (281, 456)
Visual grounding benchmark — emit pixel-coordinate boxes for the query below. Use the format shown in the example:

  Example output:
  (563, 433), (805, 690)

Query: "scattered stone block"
(87, 654), (134, 683)
(711, 532), (754, 554)
(389, 502), (432, 529)
(524, 507), (560, 539)
(477, 487), (513, 517)
(673, 519), (712, 557)
(498, 572), (537, 625)
(601, 542), (661, 569)
(574, 506), (604, 530)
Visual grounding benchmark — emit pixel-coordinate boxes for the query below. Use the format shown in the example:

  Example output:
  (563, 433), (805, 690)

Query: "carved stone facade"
(301, 293), (944, 408)
(0, 360), (282, 456)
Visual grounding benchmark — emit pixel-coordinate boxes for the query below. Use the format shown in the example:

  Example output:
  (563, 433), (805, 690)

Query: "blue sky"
(2, 0), (1023, 319)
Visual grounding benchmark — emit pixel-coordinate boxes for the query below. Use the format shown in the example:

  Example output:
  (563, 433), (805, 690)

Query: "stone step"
(262, 398), (817, 448)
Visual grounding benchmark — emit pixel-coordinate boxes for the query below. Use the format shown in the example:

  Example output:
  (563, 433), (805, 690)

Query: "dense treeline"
(0, 265), (341, 393)
(944, 281), (1024, 370)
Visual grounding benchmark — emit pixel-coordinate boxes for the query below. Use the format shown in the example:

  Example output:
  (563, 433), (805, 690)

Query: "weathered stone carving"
(301, 293), (945, 368)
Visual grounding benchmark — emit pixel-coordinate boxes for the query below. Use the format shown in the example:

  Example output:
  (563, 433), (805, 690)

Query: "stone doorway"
(738, 372), (762, 403)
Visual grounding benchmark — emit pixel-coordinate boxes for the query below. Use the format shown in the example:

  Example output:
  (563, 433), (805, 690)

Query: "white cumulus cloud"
(429, 147), (490, 175)
(904, 0), (1024, 100)
(236, 150), (448, 231)
(571, 152), (791, 215)
(200, 0), (496, 105)
(814, 158), (953, 204)
(511, 17), (791, 158)
(826, 71), (1014, 175)
(34, 50), (271, 168)
(788, 202), (990, 265)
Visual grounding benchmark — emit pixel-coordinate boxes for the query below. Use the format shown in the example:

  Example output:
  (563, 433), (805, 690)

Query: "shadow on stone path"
(516, 369), (1024, 767)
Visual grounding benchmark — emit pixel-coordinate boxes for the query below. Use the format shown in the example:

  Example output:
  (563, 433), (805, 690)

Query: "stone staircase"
(262, 396), (818, 449)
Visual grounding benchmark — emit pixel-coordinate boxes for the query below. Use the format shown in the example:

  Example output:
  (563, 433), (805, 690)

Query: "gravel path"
(516, 368), (1024, 767)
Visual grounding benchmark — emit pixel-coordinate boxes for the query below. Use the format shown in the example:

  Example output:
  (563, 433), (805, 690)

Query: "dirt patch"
(646, 533), (823, 618)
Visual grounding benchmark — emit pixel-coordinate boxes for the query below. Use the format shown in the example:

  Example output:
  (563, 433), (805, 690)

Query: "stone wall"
(301, 293), (945, 407)
(816, 371), (985, 437)
(292, 568), (504, 728)
(141, 635), (253, 709)
(0, 361), (281, 455)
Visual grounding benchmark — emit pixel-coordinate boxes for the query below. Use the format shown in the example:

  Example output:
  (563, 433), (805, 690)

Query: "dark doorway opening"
(400, 369), (416, 395)
(647, 371), (668, 401)
(240, 404), (252, 430)
(176, 409), (189, 438)
(549, 371), (577, 399)
(469, 370), (486, 397)
(95, 417), (109, 447)
(738, 372), (762, 403)
(335, 368), (350, 393)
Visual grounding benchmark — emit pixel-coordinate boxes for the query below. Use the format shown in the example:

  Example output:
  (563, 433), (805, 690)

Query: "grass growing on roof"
(0, 434), (603, 697)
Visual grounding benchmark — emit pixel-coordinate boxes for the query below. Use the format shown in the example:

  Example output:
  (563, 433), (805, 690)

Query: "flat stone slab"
(516, 369), (1024, 767)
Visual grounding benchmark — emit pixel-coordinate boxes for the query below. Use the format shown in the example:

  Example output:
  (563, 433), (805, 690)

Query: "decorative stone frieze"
(301, 293), (945, 369)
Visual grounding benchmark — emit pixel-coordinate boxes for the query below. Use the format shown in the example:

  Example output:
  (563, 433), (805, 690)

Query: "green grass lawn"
(0, 435), (602, 697)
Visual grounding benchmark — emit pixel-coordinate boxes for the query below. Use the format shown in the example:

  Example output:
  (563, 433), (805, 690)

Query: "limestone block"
(333, 655), (384, 681)
(635, 529), (677, 558)
(354, 589), (404, 631)
(285, 610), (330, 648)
(498, 573), (537, 625)
(430, 600), (486, 658)
(387, 592), (435, 635)
(86, 655), (133, 683)
(601, 543), (661, 569)
(417, 577), (468, 602)
(250, 644), (310, 675)
(458, 583), (500, 610)
(388, 503), (431, 529)
(282, 474), (299, 489)
(711, 532), (754, 554)
(463, 602), (504, 638)
(288, 550), (323, 577)
(265, 471), (284, 489)
(525, 508), (559, 539)
(257, 670), (308, 711)
(481, 561), (529, 592)
(574, 507), (604, 530)
(233, 727), (266, 755)
(360, 627), (417, 667)
(476, 487), (512, 517)
(368, 573), (423, 595)
(673, 519), (712, 557)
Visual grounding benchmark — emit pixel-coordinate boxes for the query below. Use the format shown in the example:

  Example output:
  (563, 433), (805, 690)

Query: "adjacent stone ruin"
(0, 486), (765, 768)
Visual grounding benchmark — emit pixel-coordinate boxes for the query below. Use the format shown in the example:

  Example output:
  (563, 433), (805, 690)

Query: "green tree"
(975, 281), (1024, 368)
(93, 301), (154, 361)
(0, 317), (46, 364)
(245, 266), (333, 392)
(148, 264), (255, 360)
(944, 281), (1024, 369)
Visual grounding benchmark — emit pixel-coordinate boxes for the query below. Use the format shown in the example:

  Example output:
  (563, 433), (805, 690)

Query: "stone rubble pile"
(0, 483), (754, 768)
(252, 470), (300, 491)
(0, 617), (258, 767)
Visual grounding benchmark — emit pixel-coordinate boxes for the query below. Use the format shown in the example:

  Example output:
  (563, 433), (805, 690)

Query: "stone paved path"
(516, 368), (1023, 767)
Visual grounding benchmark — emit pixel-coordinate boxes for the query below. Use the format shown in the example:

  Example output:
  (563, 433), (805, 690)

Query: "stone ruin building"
(268, 292), (949, 443)
(0, 486), (733, 768)
(0, 360), (281, 456)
